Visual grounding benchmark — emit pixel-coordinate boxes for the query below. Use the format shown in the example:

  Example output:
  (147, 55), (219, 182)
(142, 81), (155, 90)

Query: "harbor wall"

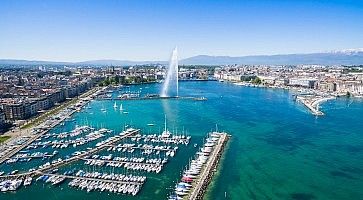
(188, 133), (230, 200)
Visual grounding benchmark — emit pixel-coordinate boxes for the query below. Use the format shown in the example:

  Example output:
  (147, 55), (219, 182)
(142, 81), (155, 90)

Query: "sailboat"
(113, 102), (118, 109)
(100, 103), (106, 113)
(161, 115), (171, 138)
(120, 103), (129, 114)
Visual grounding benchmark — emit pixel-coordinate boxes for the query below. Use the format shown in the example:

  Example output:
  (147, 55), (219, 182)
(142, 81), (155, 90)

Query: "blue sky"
(0, 0), (363, 62)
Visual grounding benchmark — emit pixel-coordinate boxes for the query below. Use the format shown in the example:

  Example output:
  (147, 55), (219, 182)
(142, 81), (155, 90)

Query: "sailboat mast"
(164, 115), (167, 133)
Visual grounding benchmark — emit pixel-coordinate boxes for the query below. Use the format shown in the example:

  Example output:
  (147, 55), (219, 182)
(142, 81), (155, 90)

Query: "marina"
(0, 87), (104, 165)
(0, 109), (199, 198)
(1, 81), (362, 200)
(0, 96), (229, 199)
(2, 1), (363, 199)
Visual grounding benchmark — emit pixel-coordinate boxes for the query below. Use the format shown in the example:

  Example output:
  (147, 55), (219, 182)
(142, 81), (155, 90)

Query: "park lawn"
(0, 135), (11, 143)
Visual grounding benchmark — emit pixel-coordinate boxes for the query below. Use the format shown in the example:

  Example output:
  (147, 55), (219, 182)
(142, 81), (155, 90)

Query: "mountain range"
(1, 48), (363, 66)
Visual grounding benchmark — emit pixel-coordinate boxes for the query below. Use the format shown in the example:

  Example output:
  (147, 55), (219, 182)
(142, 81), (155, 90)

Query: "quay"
(187, 133), (229, 200)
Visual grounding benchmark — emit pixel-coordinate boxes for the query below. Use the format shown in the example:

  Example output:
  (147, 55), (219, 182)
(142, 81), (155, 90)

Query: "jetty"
(187, 133), (229, 200)
(94, 96), (207, 101)
(167, 131), (229, 200)
(296, 95), (335, 116)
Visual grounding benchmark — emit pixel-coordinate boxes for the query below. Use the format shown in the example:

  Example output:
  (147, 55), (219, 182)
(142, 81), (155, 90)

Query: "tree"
(115, 76), (120, 84)
(252, 77), (262, 84)
(103, 77), (111, 86)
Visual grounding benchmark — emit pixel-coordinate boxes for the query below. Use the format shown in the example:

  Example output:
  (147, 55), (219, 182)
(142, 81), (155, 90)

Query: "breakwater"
(188, 133), (229, 200)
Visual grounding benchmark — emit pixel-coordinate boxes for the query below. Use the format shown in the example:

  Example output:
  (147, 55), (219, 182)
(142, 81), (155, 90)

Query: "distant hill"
(0, 59), (166, 66)
(77, 59), (166, 66)
(180, 50), (363, 65)
(1, 48), (363, 66)
(0, 59), (70, 66)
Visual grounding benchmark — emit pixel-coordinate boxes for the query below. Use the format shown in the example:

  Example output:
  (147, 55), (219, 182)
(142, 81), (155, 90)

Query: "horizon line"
(1, 47), (363, 63)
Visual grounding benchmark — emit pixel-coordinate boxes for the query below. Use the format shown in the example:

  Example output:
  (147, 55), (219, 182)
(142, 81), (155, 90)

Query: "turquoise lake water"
(1, 81), (363, 200)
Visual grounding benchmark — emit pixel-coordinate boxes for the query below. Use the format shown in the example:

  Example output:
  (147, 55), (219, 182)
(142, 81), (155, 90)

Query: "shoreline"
(231, 81), (344, 116)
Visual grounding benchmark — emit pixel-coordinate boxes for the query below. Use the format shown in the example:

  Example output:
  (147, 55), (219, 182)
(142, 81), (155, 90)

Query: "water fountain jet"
(160, 47), (178, 97)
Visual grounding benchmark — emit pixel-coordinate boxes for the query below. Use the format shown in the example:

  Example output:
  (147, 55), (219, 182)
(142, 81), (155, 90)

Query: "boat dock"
(81, 158), (161, 166)
(8, 154), (54, 160)
(104, 144), (175, 151)
(0, 111), (77, 165)
(36, 173), (143, 186)
(187, 133), (229, 200)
